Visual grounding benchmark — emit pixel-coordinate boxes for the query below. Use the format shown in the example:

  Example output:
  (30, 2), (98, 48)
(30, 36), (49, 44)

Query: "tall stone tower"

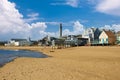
(59, 23), (62, 38)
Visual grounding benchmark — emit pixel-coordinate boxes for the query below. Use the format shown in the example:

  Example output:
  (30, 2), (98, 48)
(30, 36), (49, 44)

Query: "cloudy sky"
(0, 0), (120, 40)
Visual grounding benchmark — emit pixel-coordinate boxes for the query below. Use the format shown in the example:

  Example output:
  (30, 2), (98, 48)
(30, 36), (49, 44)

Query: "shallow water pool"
(0, 49), (47, 67)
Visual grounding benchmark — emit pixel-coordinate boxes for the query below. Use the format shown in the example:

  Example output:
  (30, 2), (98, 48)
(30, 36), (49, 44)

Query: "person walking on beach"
(52, 40), (55, 50)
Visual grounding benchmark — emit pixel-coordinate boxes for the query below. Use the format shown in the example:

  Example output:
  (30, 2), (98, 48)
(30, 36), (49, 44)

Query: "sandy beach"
(0, 46), (120, 80)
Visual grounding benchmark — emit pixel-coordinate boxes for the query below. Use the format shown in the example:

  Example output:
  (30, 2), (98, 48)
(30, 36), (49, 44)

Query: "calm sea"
(0, 49), (47, 67)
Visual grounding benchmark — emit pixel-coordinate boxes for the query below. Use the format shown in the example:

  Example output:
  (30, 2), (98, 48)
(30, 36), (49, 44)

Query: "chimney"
(59, 23), (62, 38)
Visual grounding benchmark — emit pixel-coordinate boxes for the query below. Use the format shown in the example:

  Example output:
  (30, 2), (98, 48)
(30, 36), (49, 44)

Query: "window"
(102, 39), (104, 42)
(106, 38), (108, 41)
(105, 38), (108, 43)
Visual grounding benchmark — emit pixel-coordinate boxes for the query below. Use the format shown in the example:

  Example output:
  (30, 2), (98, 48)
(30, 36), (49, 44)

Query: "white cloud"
(51, 0), (80, 8)
(29, 22), (47, 39)
(73, 21), (84, 34)
(112, 24), (120, 32)
(66, 0), (80, 8)
(46, 22), (60, 25)
(24, 13), (39, 23)
(0, 0), (30, 39)
(100, 25), (112, 30)
(30, 22), (47, 29)
(63, 29), (72, 35)
(100, 24), (120, 32)
(63, 21), (84, 36)
(27, 13), (39, 18)
(89, 0), (120, 16)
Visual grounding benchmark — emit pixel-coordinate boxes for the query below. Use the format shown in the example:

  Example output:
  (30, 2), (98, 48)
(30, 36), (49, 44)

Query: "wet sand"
(0, 46), (120, 80)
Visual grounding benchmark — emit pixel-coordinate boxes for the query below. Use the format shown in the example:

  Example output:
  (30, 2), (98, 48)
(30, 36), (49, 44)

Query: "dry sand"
(0, 46), (120, 80)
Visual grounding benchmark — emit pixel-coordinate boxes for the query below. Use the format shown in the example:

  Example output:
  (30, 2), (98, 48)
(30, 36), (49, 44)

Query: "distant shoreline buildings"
(1, 23), (120, 47)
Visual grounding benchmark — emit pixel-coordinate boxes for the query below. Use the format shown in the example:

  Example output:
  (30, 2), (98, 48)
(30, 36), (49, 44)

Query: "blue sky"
(0, 0), (120, 40)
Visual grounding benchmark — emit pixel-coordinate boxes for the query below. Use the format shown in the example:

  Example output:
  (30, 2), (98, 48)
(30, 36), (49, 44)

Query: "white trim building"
(99, 30), (116, 45)
(5, 39), (31, 46)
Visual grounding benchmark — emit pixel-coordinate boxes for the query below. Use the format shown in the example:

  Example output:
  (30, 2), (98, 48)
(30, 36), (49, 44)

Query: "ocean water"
(0, 49), (47, 67)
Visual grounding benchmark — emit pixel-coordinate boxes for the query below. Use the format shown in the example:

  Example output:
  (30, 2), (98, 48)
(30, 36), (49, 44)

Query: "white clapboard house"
(99, 30), (116, 45)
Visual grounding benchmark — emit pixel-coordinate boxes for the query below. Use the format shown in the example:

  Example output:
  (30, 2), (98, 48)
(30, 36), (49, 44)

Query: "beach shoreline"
(0, 48), (48, 67)
(0, 46), (120, 80)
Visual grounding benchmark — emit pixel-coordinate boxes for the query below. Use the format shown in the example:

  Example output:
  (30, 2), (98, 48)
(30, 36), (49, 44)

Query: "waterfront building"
(5, 39), (31, 46)
(99, 30), (116, 45)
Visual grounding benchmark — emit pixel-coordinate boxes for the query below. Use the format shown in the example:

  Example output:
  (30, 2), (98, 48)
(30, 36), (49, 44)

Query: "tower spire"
(59, 23), (62, 38)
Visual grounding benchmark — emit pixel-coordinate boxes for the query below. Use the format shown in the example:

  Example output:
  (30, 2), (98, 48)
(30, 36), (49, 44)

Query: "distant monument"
(59, 23), (62, 38)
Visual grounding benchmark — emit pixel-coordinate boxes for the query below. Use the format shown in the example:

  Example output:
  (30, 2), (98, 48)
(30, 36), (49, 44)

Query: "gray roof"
(11, 39), (27, 41)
